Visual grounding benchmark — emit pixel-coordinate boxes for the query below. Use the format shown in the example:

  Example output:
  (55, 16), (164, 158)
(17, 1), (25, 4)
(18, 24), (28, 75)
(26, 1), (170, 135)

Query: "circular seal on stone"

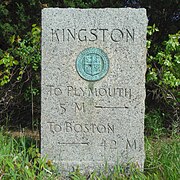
(76, 47), (109, 81)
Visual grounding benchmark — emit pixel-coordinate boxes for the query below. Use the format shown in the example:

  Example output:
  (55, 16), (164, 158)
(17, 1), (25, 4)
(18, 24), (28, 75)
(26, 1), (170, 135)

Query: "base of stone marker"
(52, 159), (144, 175)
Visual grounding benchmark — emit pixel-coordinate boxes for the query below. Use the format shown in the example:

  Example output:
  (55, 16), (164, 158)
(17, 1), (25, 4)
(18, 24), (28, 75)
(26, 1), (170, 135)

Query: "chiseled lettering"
(62, 28), (65, 41)
(54, 88), (62, 96)
(117, 88), (124, 97)
(108, 87), (115, 97)
(84, 124), (90, 132)
(78, 29), (87, 41)
(99, 29), (108, 41)
(74, 88), (81, 96)
(111, 29), (124, 42)
(107, 123), (114, 133)
(47, 85), (132, 99)
(54, 124), (62, 132)
(59, 103), (66, 114)
(88, 87), (98, 96)
(75, 102), (85, 113)
(99, 88), (107, 96)
(48, 122), (115, 134)
(74, 124), (83, 132)
(110, 140), (117, 149)
(91, 123), (96, 133)
(65, 121), (72, 132)
(89, 29), (98, 41)
(67, 86), (73, 96)
(51, 28), (135, 43)
(126, 139), (137, 149)
(125, 88), (132, 99)
(67, 28), (76, 41)
(47, 122), (55, 133)
(46, 85), (54, 95)
(79, 87), (85, 96)
(97, 124), (106, 133)
(51, 29), (60, 42)
(126, 29), (134, 42)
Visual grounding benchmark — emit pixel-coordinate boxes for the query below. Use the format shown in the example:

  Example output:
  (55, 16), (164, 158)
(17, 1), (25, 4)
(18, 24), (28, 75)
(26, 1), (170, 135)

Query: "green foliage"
(145, 136), (180, 179)
(0, 129), (58, 179)
(145, 110), (165, 137)
(147, 30), (180, 88)
(0, 25), (40, 86)
(63, 0), (89, 8)
(146, 25), (180, 126)
(0, 0), (41, 51)
(70, 167), (87, 180)
(147, 24), (159, 49)
(141, 0), (179, 43)
(0, 24), (41, 127)
(0, 52), (18, 86)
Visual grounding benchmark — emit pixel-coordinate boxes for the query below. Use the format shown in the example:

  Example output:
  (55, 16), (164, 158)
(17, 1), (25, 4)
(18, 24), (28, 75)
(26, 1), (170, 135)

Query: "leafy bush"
(147, 30), (180, 88)
(0, 25), (40, 86)
(0, 24), (41, 128)
(146, 26), (180, 128)
(0, 0), (41, 51)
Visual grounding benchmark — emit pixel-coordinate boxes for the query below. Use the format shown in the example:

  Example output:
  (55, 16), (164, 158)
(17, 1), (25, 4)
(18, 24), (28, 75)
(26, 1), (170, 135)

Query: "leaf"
(0, 59), (3, 65)
(10, 35), (15, 44)
(164, 60), (171, 67)
(32, 24), (36, 27)
(16, 35), (21, 43)
(13, 60), (19, 65)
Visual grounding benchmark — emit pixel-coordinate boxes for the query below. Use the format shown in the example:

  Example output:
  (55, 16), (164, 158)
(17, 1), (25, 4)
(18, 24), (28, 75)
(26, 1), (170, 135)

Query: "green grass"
(0, 129), (57, 179)
(144, 136), (180, 180)
(0, 128), (179, 180)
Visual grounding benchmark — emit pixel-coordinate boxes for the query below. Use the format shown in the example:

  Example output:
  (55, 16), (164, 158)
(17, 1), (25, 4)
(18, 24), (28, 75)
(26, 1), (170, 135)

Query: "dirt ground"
(8, 129), (40, 140)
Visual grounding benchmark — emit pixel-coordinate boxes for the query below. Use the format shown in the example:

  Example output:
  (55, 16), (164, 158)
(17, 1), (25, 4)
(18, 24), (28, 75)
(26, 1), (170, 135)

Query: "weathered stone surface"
(41, 8), (148, 173)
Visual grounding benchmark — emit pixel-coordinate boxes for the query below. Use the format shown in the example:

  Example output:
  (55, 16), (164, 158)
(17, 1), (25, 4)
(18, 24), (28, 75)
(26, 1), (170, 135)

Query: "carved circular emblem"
(76, 47), (109, 81)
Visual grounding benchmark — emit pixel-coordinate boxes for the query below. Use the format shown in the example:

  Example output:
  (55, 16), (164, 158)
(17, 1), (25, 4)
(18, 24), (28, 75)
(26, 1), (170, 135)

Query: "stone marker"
(41, 8), (148, 173)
